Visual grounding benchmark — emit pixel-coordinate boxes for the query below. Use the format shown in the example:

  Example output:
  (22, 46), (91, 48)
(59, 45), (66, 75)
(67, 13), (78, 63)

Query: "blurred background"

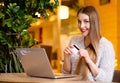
(0, 0), (119, 78)
(25, 0), (119, 72)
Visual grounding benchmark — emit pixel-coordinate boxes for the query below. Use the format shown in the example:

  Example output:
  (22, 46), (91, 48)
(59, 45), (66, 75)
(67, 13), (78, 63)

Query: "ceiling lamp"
(59, 5), (69, 19)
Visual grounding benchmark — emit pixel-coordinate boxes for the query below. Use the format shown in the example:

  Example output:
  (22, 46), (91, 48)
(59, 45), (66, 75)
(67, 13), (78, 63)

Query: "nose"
(79, 21), (84, 28)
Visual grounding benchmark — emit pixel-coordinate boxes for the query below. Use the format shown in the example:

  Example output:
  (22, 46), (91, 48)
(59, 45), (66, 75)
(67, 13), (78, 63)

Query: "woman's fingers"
(64, 46), (73, 55)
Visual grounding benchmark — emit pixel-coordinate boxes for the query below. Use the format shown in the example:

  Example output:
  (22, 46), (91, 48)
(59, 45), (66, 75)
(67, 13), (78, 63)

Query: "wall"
(117, 0), (120, 69)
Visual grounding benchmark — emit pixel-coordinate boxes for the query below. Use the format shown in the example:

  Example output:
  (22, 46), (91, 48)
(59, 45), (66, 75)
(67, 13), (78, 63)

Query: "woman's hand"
(78, 49), (91, 63)
(63, 45), (74, 58)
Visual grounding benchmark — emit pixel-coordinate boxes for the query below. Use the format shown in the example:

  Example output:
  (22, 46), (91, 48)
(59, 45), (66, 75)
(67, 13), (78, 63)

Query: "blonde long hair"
(75, 6), (101, 80)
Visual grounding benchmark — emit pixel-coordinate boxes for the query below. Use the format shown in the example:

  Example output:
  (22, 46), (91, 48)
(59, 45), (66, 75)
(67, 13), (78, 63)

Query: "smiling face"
(78, 13), (90, 37)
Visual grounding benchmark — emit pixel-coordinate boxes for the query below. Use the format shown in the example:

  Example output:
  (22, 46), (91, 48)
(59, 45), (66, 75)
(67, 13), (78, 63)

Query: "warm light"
(0, 2), (4, 6)
(59, 5), (69, 19)
(35, 12), (41, 18)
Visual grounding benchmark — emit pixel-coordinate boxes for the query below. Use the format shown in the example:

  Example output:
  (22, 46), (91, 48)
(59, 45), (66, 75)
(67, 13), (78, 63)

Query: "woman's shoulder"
(99, 37), (114, 49)
(100, 37), (112, 45)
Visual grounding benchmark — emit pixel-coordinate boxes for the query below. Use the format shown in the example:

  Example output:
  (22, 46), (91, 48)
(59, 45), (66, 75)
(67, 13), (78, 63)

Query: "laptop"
(16, 48), (76, 79)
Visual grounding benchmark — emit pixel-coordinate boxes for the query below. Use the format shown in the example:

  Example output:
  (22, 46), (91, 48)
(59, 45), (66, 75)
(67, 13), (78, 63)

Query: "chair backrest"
(40, 45), (52, 63)
(112, 70), (120, 82)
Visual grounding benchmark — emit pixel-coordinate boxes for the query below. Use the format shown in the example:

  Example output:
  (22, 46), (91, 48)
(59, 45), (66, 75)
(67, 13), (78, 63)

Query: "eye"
(84, 20), (90, 23)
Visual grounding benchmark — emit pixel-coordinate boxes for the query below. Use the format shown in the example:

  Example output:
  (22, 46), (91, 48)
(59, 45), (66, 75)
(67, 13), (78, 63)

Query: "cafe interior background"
(28, 0), (120, 72)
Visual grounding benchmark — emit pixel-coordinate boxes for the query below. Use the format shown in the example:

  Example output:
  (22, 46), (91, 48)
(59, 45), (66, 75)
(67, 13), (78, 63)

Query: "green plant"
(0, 0), (59, 73)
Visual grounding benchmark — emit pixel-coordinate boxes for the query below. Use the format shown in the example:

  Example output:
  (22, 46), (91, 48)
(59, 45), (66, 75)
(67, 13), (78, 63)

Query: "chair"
(112, 70), (120, 82)
(40, 45), (52, 63)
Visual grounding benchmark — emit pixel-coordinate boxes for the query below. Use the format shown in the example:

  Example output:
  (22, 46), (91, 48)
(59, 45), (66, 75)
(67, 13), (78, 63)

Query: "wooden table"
(0, 73), (117, 83)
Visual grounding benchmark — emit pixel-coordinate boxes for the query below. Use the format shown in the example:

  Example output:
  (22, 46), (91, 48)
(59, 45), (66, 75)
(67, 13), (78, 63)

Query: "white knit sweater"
(64, 35), (115, 82)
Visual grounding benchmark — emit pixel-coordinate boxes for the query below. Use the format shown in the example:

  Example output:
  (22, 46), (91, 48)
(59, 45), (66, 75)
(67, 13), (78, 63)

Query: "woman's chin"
(82, 33), (88, 37)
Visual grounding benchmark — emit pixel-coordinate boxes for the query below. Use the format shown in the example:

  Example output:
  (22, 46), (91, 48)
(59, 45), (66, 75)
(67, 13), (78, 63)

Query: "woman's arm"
(94, 42), (115, 82)
(63, 46), (73, 73)
(78, 41), (115, 82)
(63, 54), (71, 73)
(78, 49), (99, 77)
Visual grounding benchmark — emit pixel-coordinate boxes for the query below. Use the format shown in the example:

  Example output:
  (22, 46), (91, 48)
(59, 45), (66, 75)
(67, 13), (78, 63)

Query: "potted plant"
(0, 0), (59, 73)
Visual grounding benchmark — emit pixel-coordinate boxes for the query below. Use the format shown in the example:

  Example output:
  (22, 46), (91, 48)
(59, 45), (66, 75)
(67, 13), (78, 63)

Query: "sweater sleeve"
(94, 41), (115, 82)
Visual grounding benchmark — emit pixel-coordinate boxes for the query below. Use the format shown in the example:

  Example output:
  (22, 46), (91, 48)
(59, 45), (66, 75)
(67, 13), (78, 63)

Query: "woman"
(63, 5), (115, 82)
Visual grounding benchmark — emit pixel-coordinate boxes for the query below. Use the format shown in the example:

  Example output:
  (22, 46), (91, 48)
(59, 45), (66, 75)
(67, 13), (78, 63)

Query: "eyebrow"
(78, 19), (89, 21)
